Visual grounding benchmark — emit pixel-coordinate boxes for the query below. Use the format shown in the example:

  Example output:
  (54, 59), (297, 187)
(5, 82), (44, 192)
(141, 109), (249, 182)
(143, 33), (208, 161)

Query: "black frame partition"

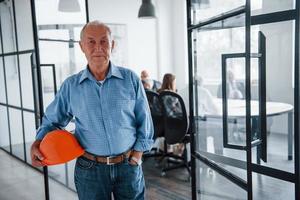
(0, 0), (89, 199)
(0, 0), (299, 199)
(221, 44), (267, 163)
(187, 0), (300, 199)
(295, 0), (300, 198)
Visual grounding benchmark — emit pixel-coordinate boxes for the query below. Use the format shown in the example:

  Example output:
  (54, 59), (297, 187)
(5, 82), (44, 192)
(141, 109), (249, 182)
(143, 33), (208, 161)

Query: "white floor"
(0, 150), (78, 200)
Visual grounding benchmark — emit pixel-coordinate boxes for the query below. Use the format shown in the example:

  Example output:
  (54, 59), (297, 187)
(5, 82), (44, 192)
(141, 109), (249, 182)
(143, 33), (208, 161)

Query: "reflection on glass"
(38, 29), (85, 86)
(0, 0), (17, 53)
(24, 111), (36, 164)
(4, 56), (21, 106)
(0, 106), (10, 150)
(9, 108), (24, 160)
(191, 0), (245, 24)
(193, 14), (248, 198)
(20, 54), (35, 110)
(196, 159), (247, 199)
(252, 173), (294, 199)
(67, 160), (76, 190)
(34, 0), (87, 192)
(15, 0), (34, 51)
(0, 59), (6, 103)
(35, 0), (86, 25)
(48, 164), (66, 185)
(195, 28), (244, 84)
(251, 0), (294, 16)
(193, 18), (247, 154)
(0, 24), (2, 54)
(251, 21), (295, 173)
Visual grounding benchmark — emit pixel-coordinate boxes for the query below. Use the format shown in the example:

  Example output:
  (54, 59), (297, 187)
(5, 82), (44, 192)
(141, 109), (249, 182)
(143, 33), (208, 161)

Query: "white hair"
(80, 20), (112, 40)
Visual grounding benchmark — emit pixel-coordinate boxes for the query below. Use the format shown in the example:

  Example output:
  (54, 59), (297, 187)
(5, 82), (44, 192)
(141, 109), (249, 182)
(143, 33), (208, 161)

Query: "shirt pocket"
(114, 99), (135, 112)
(110, 99), (136, 125)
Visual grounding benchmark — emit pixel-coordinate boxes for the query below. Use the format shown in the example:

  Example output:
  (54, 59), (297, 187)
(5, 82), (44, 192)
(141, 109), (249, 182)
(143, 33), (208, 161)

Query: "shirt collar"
(79, 62), (124, 84)
(106, 62), (124, 79)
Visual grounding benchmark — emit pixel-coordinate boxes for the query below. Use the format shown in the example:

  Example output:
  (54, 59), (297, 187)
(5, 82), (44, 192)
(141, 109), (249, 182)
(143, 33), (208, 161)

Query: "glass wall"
(34, 0), (87, 192)
(193, 12), (248, 199)
(191, 0), (245, 24)
(196, 159), (247, 199)
(189, 0), (299, 199)
(250, 20), (295, 173)
(0, 0), (44, 195)
(0, 0), (36, 163)
(251, 0), (295, 16)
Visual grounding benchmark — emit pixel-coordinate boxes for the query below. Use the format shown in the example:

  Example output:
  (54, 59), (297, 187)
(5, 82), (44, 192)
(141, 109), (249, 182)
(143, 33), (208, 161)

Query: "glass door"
(249, 1), (298, 199)
(190, 1), (248, 199)
(187, 0), (300, 199)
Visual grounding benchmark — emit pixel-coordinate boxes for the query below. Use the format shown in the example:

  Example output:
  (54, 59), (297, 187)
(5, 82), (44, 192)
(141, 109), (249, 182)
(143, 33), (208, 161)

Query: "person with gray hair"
(140, 70), (161, 92)
(30, 20), (153, 200)
(217, 69), (245, 99)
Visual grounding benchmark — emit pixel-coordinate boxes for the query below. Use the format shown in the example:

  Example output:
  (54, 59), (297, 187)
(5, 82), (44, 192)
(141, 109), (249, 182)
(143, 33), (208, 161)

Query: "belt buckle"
(106, 156), (114, 165)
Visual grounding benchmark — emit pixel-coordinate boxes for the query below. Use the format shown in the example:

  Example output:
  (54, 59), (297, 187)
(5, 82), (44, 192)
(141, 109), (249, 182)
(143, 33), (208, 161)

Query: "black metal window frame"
(0, 1), (89, 200)
(0, 0), (38, 163)
(186, 0), (300, 199)
(30, 1), (89, 199)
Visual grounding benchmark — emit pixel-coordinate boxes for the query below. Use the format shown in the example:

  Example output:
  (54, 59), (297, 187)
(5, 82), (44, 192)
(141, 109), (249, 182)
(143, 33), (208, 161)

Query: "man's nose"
(95, 43), (103, 52)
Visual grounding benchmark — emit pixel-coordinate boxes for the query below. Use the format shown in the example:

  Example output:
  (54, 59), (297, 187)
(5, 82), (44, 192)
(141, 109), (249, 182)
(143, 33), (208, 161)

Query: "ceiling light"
(138, 0), (156, 19)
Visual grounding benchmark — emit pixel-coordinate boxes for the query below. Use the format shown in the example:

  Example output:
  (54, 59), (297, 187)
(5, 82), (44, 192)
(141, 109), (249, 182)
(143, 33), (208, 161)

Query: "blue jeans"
(74, 156), (145, 200)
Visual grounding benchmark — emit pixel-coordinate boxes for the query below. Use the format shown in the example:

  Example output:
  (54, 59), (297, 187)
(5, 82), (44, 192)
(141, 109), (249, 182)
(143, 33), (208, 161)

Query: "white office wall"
(155, 0), (173, 80)
(88, 0), (158, 79)
(259, 0), (294, 135)
(88, 0), (188, 89)
(171, 0), (188, 90)
(156, 0), (189, 106)
(262, 21), (294, 135)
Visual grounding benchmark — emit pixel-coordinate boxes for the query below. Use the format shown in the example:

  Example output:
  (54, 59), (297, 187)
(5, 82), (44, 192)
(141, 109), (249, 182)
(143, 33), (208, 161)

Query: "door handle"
(258, 31), (267, 162)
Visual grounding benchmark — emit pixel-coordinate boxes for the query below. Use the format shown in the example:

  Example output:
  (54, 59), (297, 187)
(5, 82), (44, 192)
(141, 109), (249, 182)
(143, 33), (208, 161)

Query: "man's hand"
(129, 150), (143, 165)
(30, 140), (45, 167)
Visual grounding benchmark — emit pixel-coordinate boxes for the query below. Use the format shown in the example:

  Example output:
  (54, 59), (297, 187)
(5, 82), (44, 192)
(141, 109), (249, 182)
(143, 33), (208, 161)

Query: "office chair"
(143, 90), (164, 158)
(159, 91), (190, 176)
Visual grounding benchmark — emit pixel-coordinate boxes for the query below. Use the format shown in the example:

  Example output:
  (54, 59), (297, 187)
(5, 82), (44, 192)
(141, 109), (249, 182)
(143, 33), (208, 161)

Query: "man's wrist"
(131, 150), (143, 159)
(130, 156), (142, 165)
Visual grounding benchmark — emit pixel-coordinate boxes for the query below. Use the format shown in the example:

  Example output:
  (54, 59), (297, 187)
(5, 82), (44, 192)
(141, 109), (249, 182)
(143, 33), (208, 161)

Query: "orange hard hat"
(39, 130), (84, 166)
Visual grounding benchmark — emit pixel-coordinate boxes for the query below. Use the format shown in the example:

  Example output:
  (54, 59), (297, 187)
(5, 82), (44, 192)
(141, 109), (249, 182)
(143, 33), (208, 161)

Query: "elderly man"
(140, 70), (161, 92)
(30, 21), (154, 200)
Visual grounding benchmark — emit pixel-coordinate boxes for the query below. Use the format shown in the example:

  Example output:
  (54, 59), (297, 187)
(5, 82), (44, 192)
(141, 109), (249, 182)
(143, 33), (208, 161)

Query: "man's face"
(141, 71), (149, 80)
(80, 25), (114, 68)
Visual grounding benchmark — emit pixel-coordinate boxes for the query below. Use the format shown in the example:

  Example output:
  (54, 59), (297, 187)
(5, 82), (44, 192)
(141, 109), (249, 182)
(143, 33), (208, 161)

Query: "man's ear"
(79, 41), (84, 52)
(111, 40), (115, 52)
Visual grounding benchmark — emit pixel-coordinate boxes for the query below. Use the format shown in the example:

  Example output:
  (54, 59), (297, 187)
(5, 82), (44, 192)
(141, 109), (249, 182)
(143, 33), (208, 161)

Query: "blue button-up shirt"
(36, 63), (154, 156)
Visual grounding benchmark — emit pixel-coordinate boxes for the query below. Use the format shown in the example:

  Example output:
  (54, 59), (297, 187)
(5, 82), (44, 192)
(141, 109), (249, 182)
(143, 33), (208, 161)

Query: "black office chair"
(143, 90), (164, 158)
(159, 91), (190, 176)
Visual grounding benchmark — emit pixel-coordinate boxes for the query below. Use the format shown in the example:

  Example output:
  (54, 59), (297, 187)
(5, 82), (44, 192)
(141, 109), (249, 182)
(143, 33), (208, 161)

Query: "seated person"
(158, 73), (184, 155)
(141, 70), (161, 92)
(157, 73), (182, 118)
(217, 70), (245, 99)
(195, 76), (220, 117)
(142, 79), (152, 91)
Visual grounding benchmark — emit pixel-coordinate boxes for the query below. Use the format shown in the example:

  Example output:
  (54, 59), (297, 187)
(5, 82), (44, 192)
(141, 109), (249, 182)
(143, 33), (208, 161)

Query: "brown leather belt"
(82, 150), (132, 165)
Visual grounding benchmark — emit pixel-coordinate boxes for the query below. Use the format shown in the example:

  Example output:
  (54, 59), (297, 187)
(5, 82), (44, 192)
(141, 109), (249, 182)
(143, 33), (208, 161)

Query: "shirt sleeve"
(36, 81), (73, 140)
(132, 75), (154, 152)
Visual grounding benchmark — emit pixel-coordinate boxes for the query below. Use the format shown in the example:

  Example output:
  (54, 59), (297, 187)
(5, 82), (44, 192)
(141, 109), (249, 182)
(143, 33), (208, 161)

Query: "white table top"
(207, 99), (294, 118)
